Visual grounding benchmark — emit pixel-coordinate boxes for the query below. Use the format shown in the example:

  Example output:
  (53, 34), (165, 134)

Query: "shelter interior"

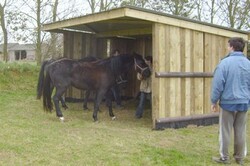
(43, 6), (249, 128)
(63, 32), (153, 100)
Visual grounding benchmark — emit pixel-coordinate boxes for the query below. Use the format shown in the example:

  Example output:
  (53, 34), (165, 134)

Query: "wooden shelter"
(42, 6), (250, 129)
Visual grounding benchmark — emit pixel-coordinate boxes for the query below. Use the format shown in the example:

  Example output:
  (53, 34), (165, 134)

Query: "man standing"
(211, 37), (250, 165)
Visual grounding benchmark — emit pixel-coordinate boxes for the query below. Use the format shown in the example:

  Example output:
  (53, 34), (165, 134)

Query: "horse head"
(133, 53), (151, 79)
(110, 53), (151, 79)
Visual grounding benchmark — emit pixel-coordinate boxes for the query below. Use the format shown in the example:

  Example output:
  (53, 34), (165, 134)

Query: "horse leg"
(60, 96), (68, 110)
(93, 89), (106, 122)
(50, 83), (68, 109)
(106, 89), (116, 120)
(53, 87), (66, 121)
(83, 90), (90, 110)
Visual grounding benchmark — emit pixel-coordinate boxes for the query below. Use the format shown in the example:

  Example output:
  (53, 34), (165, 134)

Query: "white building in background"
(0, 43), (36, 62)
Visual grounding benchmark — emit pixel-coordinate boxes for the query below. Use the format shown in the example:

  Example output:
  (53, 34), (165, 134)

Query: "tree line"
(0, 0), (249, 64)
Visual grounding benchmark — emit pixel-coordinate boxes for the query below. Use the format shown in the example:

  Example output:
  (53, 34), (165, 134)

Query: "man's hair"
(228, 37), (245, 52)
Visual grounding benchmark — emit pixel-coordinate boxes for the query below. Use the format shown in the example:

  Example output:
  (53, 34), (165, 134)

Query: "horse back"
(71, 62), (115, 90)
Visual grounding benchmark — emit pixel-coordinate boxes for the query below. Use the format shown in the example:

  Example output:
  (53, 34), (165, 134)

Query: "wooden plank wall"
(96, 38), (108, 58)
(204, 34), (229, 114)
(152, 23), (231, 122)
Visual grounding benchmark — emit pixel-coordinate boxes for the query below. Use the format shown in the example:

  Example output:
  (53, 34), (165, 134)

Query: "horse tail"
(37, 60), (50, 99)
(43, 70), (53, 112)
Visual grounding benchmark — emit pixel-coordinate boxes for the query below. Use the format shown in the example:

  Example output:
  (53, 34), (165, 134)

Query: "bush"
(0, 61), (39, 73)
(0, 61), (39, 91)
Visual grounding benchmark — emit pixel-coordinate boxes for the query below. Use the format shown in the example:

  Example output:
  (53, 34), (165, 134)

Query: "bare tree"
(0, 0), (8, 62)
(235, 0), (250, 29)
(206, 0), (219, 24)
(194, 0), (203, 21)
(36, 0), (42, 64)
(193, 0), (220, 23)
(218, 0), (249, 29)
(151, 0), (195, 17)
(227, 0), (237, 28)
(0, 0), (36, 62)
(99, 0), (119, 11)
(86, 0), (120, 13)
(87, 0), (97, 13)
(193, 0), (217, 23)
(16, 0), (57, 63)
(120, 0), (150, 7)
(169, 0), (194, 16)
(50, 0), (59, 59)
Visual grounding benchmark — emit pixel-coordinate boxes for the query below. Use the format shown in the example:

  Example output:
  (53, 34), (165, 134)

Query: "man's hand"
(137, 73), (143, 80)
(211, 104), (219, 113)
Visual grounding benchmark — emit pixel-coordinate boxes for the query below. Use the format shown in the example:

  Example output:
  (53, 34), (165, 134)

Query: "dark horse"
(38, 53), (151, 122)
(37, 56), (98, 110)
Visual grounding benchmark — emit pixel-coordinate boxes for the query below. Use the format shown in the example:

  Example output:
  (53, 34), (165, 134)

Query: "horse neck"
(116, 55), (135, 76)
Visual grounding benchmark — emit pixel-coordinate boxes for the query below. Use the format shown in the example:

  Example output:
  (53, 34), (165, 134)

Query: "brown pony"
(37, 56), (99, 110)
(38, 53), (151, 122)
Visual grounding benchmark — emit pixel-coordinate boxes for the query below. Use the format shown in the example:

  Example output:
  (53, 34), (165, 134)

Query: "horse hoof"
(59, 117), (65, 122)
(112, 116), (116, 120)
(93, 117), (98, 122)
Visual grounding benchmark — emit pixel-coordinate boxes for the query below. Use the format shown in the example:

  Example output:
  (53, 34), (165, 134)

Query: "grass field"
(0, 62), (249, 165)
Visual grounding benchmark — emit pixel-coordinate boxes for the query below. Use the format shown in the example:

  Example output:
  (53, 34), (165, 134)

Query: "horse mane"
(78, 56), (99, 62)
(110, 54), (135, 78)
(90, 54), (132, 78)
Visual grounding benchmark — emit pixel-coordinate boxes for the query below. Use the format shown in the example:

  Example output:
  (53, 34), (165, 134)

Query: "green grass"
(0, 62), (249, 165)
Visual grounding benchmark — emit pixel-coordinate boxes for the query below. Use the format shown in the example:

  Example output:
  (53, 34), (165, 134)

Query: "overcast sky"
(0, 0), (92, 43)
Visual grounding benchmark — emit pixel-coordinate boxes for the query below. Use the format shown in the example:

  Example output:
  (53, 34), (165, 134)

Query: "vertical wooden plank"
(204, 35), (230, 114)
(82, 34), (96, 57)
(90, 35), (97, 57)
(204, 33), (213, 114)
(81, 34), (87, 57)
(152, 23), (161, 123)
(180, 28), (186, 116)
(169, 26), (181, 117)
(145, 36), (152, 56)
(85, 34), (91, 57)
(158, 24), (167, 118)
(64, 32), (74, 98)
(218, 36), (229, 59)
(183, 29), (192, 116)
(193, 31), (204, 115)
(209, 34), (219, 113)
(71, 33), (82, 99)
(224, 37), (230, 56)
(164, 25), (171, 118)
(63, 32), (70, 57)
(74, 33), (82, 59)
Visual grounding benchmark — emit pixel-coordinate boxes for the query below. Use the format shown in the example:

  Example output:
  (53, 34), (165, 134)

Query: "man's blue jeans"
(135, 92), (151, 118)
